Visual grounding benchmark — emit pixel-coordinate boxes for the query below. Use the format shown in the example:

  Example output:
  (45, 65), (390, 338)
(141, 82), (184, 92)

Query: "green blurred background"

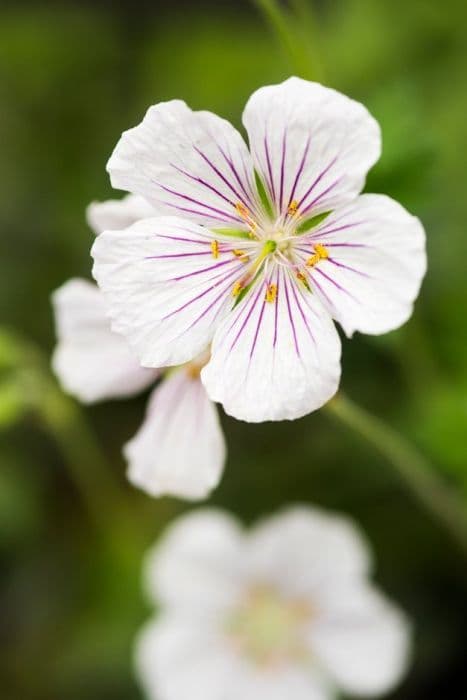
(1, 0), (467, 697)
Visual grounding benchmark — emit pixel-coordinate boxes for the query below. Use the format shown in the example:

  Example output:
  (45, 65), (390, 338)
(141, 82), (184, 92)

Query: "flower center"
(226, 585), (311, 667)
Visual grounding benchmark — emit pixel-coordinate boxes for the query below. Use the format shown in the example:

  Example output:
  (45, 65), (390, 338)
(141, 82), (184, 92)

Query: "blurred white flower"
(136, 506), (411, 700)
(51, 196), (226, 501)
(92, 76), (426, 423)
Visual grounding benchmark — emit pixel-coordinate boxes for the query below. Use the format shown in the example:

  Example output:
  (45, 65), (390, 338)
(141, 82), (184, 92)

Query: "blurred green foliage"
(1, 1), (467, 698)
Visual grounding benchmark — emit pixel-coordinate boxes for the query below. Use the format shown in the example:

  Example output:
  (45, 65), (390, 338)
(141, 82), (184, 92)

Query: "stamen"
(296, 270), (311, 292)
(306, 243), (329, 267)
(235, 201), (259, 237)
(232, 249), (250, 263)
(265, 283), (277, 303)
(287, 200), (299, 216)
(232, 281), (243, 297)
(210, 240), (220, 259)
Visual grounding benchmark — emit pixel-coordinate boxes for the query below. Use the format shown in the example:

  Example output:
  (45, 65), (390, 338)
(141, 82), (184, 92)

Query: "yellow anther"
(232, 281), (243, 297)
(210, 240), (220, 259)
(235, 202), (250, 219)
(306, 254), (320, 267)
(232, 249), (250, 263)
(306, 243), (329, 267)
(314, 243), (329, 259)
(265, 284), (277, 303)
(287, 199), (299, 216)
(296, 270), (312, 292)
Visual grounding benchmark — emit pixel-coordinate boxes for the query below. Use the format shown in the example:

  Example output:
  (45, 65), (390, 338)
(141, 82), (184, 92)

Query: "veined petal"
(245, 506), (372, 599)
(296, 194), (427, 336)
(308, 583), (412, 697)
(86, 193), (155, 235)
(242, 77), (381, 216)
(91, 217), (246, 367)
(51, 278), (156, 402)
(125, 369), (226, 501)
(143, 509), (244, 612)
(201, 268), (341, 422)
(107, 100), (257, 228)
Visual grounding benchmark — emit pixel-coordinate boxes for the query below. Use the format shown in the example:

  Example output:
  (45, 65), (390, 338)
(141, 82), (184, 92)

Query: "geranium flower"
(136, 506), (411, 700)
(92, 77), (426, 422)
(51, 196), (226, 500)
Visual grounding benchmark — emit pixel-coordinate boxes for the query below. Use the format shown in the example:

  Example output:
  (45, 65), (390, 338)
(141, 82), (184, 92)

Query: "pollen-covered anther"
(287, 199), (299, 216)
(232, 249), (250, 263)
(235, 202), (258, 235)
(211, 240), (220, 259)
(306, 243), (329, 267)
(265, 283), (277, 303)
(232, 281), (244, 297)
(296, 270), (311, 292)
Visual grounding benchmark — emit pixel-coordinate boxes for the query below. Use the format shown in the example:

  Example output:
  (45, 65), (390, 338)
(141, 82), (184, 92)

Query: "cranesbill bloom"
(92, 77), (426, 422)
(136, 506), (411, 700)
(52, 197), (226, 500)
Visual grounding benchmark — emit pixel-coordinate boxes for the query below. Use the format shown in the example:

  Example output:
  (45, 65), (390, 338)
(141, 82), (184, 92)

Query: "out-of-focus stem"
(253, 0), (323, 81)
(39, 378), (126, 530)
(326, 393), (467, 552)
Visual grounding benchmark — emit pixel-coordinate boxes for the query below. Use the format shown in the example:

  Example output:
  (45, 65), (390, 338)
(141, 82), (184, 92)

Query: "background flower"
(136, 506), (411, 700)
(51, 197), (226, 500)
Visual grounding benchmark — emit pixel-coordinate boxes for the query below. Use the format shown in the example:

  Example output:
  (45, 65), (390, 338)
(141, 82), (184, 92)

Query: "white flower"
(136, 506), (411, 700)
(92, 77), (426, 423)
(51, 197), (226, 501)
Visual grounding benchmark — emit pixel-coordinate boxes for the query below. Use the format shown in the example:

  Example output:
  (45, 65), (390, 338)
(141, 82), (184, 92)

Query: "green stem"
(325, 393), (467, 552)
(39, 380), (126, 530)
(253, 0), (323, 81)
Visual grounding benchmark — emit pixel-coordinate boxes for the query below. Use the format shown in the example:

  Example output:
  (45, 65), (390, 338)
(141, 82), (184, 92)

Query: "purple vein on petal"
(170, 162), (236, 207)
(153, 180), (239, 221)
(230, 284), (264, 353)
(172, 258), (235, 282)
(309, 220), (367, 239)
(185, 271), (239, 332)
(155, 234), (211, 245)
(193, 146), (250, 209)
(279, 129), (287, 213)
(288, 277), (316, 346)
(283, 273), (300, 357)
(288, 136), (311, 207)
(264, 131), (276, 203)
(328, 258), (372, 278)
(215, 142), (254, 206)
(296, 156), (338, 211)
(162, 265), (241, 321)
(273, 266), (280, 348)
(249, 287), (267, 361)
(160, 201), (239, 224)
(145, 251), (212, 260)
(313, 266), (360, 302)
(301, 176), (343, 216)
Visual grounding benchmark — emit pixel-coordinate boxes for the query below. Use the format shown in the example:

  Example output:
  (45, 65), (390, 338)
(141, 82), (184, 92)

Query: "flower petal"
(229, 664), (332, 700)
(51, 278), (156, 402)
(86, 193), (155, 235)
(242, 77), (381, 216)
(125, 369), (226, 501)
(245, 506), (372, 599)
(297, 194), (427, 336)
(309, 583), (412, 697)
(201, 268), (341, 422)
(91, 216), (246, 367)
(107, 100), (257, 228)
(143, 509), (244, 612)
(135, 615), (240, 700)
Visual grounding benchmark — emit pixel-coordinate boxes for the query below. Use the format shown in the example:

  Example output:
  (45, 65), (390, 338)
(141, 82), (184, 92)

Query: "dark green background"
(1, 0), (466, 698)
